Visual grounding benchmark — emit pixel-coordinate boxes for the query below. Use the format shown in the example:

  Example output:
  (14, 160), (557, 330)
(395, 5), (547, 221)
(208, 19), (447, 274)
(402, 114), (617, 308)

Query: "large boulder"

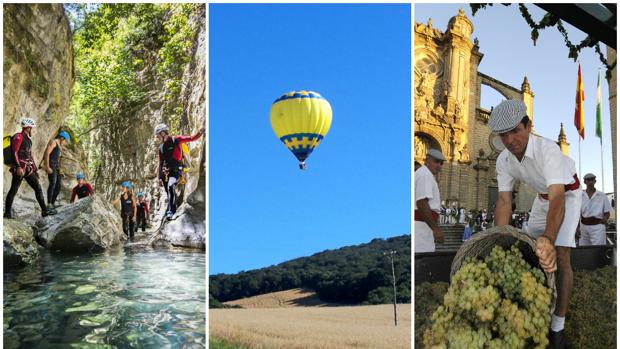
(34, 196), (124, 253)
(3, 219), (39, 267)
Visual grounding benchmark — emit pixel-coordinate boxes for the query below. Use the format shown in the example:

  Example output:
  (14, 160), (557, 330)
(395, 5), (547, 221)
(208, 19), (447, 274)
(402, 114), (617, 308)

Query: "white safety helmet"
(154, 123), (169, 135)
(21, 117), (36, 128)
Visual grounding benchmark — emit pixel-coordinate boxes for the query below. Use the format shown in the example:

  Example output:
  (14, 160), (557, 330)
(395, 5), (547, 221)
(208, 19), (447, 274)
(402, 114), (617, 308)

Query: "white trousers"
(527, 190), (581, 247)
(579, 223), (607, 246)
(415, 221), (435, 253)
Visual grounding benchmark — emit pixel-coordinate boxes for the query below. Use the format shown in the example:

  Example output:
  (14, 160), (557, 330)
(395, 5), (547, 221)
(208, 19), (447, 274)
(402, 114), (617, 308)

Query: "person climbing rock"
(154, 123), (205, 220)
(70, 172), (94, 203)
(135, 192), (149, 233)
(4, 118), (55, 218)
(112, 181), (136, 239)
(44, 130), (71, 212)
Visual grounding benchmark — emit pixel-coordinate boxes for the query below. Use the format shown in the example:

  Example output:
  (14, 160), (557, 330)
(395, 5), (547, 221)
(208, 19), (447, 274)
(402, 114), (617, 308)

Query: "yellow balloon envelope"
(269, 90), (332, 169)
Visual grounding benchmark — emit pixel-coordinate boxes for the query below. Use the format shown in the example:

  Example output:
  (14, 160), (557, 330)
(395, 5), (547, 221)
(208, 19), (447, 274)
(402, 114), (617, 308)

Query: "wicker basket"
(450, 225), (557, 313)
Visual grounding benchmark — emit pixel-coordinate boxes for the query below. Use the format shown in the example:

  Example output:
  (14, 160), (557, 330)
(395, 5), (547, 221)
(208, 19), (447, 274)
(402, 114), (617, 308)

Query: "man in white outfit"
(576, 173), (611, 246)
(415, 149), (445, 253)
(489, 100), (581, 349)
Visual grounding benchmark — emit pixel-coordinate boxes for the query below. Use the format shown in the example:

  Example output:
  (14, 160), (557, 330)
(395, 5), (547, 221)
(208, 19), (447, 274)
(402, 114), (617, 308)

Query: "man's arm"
(70, 187), (77, 203)
(44, 140), (55, 172)
(542, 184), (566, 243)
(176, 128), (205, 145)
(535, 184), (565, 273)
(494, 191), (513, 226)
(417, 198), (444, 243)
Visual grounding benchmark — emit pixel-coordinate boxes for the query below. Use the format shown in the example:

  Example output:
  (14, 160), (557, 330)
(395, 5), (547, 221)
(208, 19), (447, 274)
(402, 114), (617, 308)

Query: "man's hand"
(535, 236), (557, 272)
(159, 179), (164, 187)
(45, 167), (53, 174)
(16, 167), (25, 177)
(575, 226), (581, 240)
(432, 227), (444, 243)
(199, 127), (205, 136)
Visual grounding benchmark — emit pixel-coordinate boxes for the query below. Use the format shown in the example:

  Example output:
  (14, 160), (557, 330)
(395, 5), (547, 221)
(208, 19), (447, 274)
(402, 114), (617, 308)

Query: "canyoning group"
(3, 117), (205, 240)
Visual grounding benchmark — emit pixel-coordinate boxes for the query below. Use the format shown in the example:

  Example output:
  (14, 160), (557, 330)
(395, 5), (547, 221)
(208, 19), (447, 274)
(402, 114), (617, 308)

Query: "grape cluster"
(423, 245), (552, 349)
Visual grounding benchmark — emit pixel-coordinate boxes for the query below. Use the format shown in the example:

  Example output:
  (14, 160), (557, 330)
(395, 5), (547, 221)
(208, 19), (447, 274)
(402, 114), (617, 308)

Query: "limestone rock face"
(3, 219), (39, 267)
(33, 196), (124, 253)
(158, 8), (206, 248)
(3, 4), (74, 212)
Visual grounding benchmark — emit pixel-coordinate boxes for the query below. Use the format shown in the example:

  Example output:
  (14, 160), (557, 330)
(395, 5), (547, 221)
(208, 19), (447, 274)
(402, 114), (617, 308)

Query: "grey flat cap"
(583, 173), (596, 180)
(488, 100), (528, 133)
(426, 148), (445, 161)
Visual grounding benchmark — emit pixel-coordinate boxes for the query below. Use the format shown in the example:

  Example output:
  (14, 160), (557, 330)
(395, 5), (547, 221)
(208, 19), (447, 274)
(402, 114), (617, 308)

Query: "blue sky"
(210, 4), (411, 275)
(415, 4), (615, 194)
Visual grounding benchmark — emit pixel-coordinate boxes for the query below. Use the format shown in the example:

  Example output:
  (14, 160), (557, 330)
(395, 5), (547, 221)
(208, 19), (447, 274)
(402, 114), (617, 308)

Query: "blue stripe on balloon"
(279, 133), (324, 142)
(272, 91), (325, 104)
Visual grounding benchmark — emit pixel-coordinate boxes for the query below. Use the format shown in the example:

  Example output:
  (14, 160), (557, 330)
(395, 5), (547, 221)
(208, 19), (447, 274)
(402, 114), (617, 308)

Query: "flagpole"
(598, 68), (605, 193)
(579, 137), (582, 182)
(601, 140), (605, 193)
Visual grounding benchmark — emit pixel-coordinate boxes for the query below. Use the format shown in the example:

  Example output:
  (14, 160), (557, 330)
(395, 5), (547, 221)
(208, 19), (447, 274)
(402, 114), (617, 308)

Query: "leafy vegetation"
(415, 266), (616, 348)
(210, 235), (411, 306)
(65, 4), (201, 173)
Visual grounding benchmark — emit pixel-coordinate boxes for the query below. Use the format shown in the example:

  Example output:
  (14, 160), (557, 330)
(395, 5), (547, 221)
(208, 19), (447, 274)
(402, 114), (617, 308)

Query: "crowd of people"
(4, 118), (204, 240)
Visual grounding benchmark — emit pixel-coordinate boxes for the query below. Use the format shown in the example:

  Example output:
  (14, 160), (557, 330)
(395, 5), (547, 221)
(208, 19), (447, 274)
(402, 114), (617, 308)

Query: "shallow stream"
(4, 247), (205, 349)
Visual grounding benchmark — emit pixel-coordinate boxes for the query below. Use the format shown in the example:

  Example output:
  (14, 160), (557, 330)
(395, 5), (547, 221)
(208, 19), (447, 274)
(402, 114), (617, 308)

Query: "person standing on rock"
(135, 192), (149, 233)
(489, 100), (581, 349)
(415, 148), (445, 253)
(4, 118), (56, 218)
(44, 130), (71, 212)
(70, 172), (94, 203)
(154, 123), (205, 220)
(576, 173), (611, 246)
(112, 181), (136, 239)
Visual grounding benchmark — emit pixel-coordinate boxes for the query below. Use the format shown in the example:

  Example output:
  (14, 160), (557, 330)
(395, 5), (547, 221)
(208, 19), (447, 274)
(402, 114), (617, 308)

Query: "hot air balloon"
(269, 90), (332, 170)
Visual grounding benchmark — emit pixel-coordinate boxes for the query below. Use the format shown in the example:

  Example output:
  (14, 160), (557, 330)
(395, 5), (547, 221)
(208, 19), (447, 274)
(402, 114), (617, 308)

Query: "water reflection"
(4, 247), (205, 348)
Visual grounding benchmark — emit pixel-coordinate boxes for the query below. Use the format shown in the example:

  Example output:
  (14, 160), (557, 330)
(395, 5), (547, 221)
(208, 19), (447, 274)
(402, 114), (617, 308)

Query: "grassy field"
(210, 304), (411, 349)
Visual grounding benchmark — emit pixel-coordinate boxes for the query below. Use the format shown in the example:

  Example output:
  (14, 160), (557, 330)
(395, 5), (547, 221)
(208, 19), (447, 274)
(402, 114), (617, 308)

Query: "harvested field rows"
(210, 304), (411, 349)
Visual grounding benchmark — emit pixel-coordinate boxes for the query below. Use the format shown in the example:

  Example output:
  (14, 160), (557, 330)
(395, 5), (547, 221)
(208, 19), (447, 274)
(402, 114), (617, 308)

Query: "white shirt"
(415, 165), (440, 213)
(581, 190), (612, 218)
(496, 134), (577, 193)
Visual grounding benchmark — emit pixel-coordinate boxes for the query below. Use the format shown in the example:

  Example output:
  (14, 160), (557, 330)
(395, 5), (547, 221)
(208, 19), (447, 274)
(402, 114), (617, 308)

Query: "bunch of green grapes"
(423, 245), (552, 349)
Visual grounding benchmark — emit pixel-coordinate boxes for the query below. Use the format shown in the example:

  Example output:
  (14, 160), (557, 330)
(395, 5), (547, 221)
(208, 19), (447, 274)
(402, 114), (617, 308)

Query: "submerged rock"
(3, 219), (39, 267)
(34, 196), (124, 253)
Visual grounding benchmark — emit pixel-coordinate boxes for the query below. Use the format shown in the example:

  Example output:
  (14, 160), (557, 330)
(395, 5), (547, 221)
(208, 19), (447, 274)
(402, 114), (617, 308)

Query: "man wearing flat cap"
(577, 173), (611, 246)
(415, 148), (445, 252)
(489, 99), (581, 348)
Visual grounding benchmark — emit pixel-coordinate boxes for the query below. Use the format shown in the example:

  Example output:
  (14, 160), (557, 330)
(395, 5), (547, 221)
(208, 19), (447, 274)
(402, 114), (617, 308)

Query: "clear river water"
(4, 247), (205, 349)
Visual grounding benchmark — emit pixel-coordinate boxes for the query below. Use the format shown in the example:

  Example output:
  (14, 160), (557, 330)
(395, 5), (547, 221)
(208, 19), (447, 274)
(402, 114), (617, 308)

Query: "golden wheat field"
(210, 303), (411, 349)
(224, 288), (331, 308)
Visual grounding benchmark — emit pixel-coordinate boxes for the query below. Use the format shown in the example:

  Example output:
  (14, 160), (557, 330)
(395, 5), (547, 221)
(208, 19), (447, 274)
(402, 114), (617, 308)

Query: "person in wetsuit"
(134, 192), (149, 233)
(154, 123), (204, 220)
(112, 181), (136, 239)
(4, 118), (55, 218)
(44, 130), (71, 212)
(70, 172), (94, 203)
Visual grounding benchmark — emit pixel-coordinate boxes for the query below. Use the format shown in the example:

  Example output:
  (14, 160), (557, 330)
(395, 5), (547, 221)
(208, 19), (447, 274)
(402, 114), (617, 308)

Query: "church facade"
(414, 9), (569, 212)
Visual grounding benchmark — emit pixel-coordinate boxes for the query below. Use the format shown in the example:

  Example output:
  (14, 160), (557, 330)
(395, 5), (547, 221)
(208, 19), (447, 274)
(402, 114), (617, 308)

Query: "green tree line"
(210, 235), (411, 307)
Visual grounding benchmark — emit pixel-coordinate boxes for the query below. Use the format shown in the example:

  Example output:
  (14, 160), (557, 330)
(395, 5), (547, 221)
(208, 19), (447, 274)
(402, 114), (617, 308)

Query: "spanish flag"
(574, 64), (585, 139)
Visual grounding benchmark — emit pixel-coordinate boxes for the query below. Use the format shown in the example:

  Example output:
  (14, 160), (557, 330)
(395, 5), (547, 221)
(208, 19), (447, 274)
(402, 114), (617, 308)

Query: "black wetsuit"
(4, 132), (47, 217)
(47, 140), (61, 206)
(159, 138), (182, 215)
(120, 193), (135, 238)
(135, 201), (148, 233)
